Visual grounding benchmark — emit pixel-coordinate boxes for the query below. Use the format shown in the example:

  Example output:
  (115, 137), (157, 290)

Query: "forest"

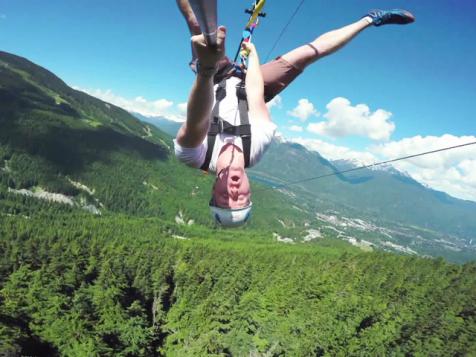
(1, 193), (475, 355)
(1, 50), (475, 356)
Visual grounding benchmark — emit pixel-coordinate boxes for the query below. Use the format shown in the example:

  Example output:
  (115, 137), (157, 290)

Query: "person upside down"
(173, 1), (415, 227)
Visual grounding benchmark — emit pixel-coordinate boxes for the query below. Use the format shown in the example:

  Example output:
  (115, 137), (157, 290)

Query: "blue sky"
(1, 0), (476, 201)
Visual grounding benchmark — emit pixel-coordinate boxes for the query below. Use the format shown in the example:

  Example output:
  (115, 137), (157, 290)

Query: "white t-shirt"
(174, 77), (276, 173)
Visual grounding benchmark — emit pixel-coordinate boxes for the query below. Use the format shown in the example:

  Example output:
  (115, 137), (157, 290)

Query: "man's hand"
(191, 26), (226, 69)
(241, 41), (257, 57)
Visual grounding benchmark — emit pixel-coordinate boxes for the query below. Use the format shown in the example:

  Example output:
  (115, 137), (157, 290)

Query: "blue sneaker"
(367, 9), (415, 27)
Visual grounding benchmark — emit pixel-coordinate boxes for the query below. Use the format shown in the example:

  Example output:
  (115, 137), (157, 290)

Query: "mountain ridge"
(1, 50), (475, 262)
(137, 114), (476, 203)
(1, 49), (475, 357)
(0, 50), (319, 232)
(137, 115), (476, 261)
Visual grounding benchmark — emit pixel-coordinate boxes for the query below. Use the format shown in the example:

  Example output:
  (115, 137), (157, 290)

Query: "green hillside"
(1, 51), (476, 355)
(252, 141), (476, 238)
(0, 51), (315, 233)
(139, 114), (476, 262)
(249, 141), (476, 261)
(1, 213), (475, 356)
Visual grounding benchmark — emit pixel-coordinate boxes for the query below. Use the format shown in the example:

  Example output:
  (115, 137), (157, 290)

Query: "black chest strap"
(200, 79), (251, 171)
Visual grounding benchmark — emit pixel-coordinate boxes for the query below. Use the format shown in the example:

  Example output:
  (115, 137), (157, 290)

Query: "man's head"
(209, 145), (252, 227)
(212, 165), (251, 209)
(209, 167), (252, 227)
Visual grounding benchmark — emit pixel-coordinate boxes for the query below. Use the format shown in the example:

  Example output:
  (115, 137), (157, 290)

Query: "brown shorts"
(191, 56), (303, 102)
(261, 57), (303, 103)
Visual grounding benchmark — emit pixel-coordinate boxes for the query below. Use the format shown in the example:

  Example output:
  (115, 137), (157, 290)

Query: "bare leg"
(176, 0), (203, 69)
(245, 43), (270, 123)
(176, 0), (201, 35)
(281, 18), (371, 70)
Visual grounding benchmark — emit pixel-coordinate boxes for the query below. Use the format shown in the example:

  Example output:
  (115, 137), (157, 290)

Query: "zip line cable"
(252, 6), (476, 195)
(264, 0), (306, 62)
(262, 141), (476, 190)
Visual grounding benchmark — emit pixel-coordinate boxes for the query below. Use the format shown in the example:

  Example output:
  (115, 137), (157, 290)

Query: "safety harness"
(200, 77), (252, 171)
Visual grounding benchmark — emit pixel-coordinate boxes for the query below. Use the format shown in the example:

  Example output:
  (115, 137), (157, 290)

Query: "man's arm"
(175, 26), (227, 148)
(176, 72), (215, 148)
(244, 42), (271, 122)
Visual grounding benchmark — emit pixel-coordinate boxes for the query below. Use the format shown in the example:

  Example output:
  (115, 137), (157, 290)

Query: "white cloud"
(266, 95), (282, 110)
(75, 87), (185, 122)
(308, 97), (395, 141)
(288, 134), (476, 202)
(289, 125), (304, 132)
(290, 137), (377, 164)
(177, 102), (187, 114)
(372, 135), (476, 201)
(287, 98), (319, 121)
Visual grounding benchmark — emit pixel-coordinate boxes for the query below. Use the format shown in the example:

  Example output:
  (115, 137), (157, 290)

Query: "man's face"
(212, 166), (251, 209)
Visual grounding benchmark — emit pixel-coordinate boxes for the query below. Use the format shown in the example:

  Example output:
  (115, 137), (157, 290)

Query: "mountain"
(1, 51), (476, 356)
(137, 112), (476, 240)
(249, 141), (476, 261)
(0, 50), (316, 232)
(0, 51), (192, 220)
(132, 112), (182, 137)
(141, 106), (476, 262)
(251, 140), (476, 238)
(1, 48), (474, 258)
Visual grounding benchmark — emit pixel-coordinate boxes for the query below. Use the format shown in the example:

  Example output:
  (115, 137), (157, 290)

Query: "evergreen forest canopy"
(0, 51), (475, 355)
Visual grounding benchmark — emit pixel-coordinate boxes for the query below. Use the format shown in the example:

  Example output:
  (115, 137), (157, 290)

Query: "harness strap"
(200, 78), (252, 171)
(236, 81), (251, 168)
(200, 81), (226, 171)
